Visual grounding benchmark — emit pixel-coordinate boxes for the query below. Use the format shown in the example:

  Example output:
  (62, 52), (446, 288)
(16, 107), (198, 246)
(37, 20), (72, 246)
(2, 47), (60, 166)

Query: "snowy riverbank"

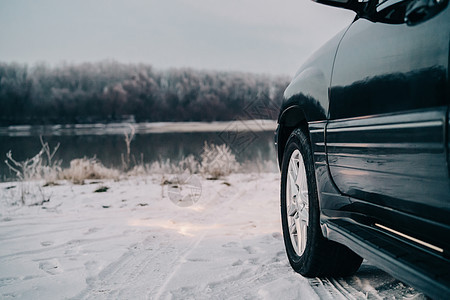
(0, 173), (424, 299)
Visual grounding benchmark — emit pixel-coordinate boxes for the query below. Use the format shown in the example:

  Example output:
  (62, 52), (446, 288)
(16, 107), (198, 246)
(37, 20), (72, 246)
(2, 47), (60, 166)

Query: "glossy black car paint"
(276, 0), (450, 298)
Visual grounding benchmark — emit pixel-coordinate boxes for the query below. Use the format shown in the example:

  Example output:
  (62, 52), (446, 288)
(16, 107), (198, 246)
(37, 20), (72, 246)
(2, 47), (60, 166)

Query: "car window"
(375, 0), (410, 23)
(372, 0), (449, 24)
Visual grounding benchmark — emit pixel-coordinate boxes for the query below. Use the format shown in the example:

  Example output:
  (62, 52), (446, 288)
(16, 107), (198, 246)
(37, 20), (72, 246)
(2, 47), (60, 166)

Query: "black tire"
(280, 128), (363, 277)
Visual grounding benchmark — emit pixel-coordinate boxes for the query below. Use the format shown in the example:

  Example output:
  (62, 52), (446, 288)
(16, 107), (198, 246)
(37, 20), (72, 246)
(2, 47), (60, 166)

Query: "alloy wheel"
(286, 149), (309, 256)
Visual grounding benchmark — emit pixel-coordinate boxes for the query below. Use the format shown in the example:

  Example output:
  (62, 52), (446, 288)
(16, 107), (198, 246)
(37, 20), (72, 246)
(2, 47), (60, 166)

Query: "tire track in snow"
(152, 180), (243, 299)
(76, 177), (243, 299)
(150, 175), (288, 299)
(309, 277), (348, 300)
(75, 235), (185, 299)
(330, 277), (369, 299)
(328, 278), (360, 300)
(309, 262), (426, 300)
(0, 234), (125, 261)
(153, 233), (205, 300)
(163, 236), (308, 300)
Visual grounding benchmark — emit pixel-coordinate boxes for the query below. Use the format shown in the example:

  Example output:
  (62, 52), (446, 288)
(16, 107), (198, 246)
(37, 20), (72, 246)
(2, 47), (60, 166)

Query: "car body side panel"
(329, 9), (449, 119)
(309, 121), (353, 220)
(326, 3), (450, 249)
(326, 108), (450, 249)
(281, 26), (351, 123)
(277, 26), (351, 171)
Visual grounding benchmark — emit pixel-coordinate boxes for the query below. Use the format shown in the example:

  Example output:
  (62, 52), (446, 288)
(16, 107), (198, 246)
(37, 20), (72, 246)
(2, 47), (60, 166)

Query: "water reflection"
(0, 125), (277, 181)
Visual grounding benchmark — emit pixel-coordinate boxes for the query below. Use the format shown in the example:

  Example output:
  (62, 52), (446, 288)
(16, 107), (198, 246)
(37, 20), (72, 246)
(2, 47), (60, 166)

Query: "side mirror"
(312, 0), (368, 14)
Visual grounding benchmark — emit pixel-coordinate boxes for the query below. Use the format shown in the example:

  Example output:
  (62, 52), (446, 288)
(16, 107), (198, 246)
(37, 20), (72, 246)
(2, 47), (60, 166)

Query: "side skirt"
(323, 218), (450, 300)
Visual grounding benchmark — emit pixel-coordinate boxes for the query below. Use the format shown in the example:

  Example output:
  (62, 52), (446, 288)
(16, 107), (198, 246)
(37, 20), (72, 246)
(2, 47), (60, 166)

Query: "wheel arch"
(277, 26), (349, 166)
(277, 105), (308, 168)
(277, 93), (327, 168)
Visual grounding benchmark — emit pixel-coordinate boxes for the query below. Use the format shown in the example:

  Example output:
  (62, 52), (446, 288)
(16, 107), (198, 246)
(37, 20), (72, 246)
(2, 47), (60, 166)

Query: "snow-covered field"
(0, 173), (425, 299)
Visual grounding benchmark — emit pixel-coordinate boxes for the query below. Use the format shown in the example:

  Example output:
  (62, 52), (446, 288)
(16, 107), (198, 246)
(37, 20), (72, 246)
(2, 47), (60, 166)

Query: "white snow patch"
(0, 173), (425, 299)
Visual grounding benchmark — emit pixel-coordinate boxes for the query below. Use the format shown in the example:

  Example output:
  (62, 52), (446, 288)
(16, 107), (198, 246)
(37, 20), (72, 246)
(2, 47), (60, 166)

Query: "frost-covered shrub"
(177, 155), (200, 174)
(121, 124), (136, 171)
(146, 155), (200, 175)
(126, 164), (148, 177)
(39, 137), (62, 185)
(4, 138), (61, 204)
(146, 159), (177, 175)
(4, 137), (62, 185)
(147, 144), (237, 178)
(5, 150), (43, 182)
(200, 142), (239, 178)
(61, 158), (119, 184)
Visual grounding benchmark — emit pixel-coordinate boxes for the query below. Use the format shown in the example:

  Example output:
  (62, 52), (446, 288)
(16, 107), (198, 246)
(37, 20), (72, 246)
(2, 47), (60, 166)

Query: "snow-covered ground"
(0, 173), (425, 299)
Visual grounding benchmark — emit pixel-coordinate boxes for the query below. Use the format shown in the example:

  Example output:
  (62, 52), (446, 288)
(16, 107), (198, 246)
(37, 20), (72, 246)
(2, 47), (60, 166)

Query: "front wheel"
(280, 128), (362, 277)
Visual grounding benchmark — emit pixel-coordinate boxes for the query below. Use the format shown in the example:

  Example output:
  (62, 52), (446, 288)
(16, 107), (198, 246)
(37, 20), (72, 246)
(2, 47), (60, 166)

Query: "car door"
(326, 0), (450, 250)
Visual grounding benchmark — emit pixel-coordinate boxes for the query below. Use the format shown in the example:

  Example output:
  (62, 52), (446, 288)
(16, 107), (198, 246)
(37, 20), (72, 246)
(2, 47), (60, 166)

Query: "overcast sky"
(0, 0), (355, 76)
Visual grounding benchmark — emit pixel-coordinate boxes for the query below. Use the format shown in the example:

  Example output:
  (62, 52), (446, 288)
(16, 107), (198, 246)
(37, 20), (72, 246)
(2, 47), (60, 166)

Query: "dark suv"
(275, 0), (449, 298)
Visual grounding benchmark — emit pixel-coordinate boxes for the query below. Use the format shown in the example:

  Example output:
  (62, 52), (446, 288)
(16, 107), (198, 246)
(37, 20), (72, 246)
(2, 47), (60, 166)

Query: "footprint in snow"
(84, 260), (98, 271)
(84, 227), (101, 235)
(39, 259), (63, 275)
(222, 242), (238, 248)
(243, 246), (257, 254)
(270, 252), (286, 263)
(248, 257), (259, 265)
(272, 232), (282, 240)
(40, 241), (54, 247)
(232, 259), (243, 266)
(187, 257), (209, 262)
(0, 277), (18, 285)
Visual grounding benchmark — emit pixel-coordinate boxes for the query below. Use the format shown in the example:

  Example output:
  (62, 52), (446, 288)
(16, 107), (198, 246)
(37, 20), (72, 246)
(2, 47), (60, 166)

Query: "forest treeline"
(0, 61), (289, 125)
